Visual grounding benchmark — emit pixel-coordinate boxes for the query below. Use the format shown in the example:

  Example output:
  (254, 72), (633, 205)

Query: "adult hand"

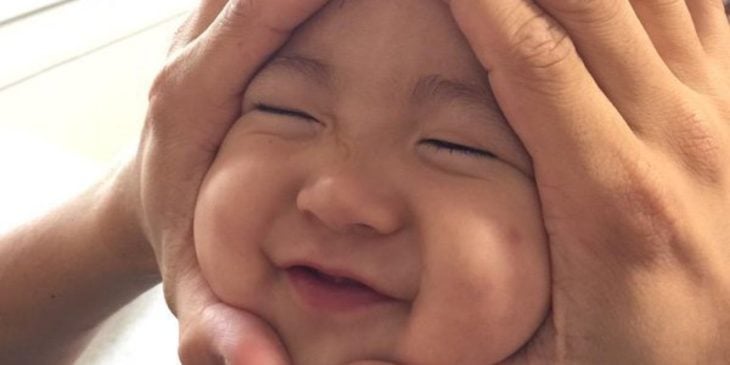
(131, 0), (328, 363)
(444, 0), (730, 363)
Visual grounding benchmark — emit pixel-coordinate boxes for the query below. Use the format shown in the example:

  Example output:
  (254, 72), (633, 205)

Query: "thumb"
(179, 303), (290, 365)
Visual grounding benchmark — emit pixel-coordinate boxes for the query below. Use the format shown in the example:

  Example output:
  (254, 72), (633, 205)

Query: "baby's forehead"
(258, 52), (497, 116)
(258, 0), (491, 100)
(278, 0), (485, 76)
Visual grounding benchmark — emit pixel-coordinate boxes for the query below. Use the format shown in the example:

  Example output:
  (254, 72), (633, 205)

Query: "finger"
(179, 302), (290, 365)
(165, 263), (220, 361)
(531, 0), (693, 135)
(170, 255), (288, 365)
(629, 0), (712, 86)
(445, 0), (639, 177)
(686, 0), (730, 58)
(169, 0), (228, 54)
(195, 0), (330, 97)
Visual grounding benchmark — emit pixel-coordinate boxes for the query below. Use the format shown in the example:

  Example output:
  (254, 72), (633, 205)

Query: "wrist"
(94, 159), (160, 280)
(0, 158), (160, 364)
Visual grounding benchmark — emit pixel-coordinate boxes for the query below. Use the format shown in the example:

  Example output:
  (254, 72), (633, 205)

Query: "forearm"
(0, 163), (160, 364)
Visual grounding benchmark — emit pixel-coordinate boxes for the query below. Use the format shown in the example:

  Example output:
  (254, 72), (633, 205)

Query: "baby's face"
(194, 0), (549, 364)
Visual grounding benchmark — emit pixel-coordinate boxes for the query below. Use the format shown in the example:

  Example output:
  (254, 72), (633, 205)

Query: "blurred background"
(0, 0), (195, 363)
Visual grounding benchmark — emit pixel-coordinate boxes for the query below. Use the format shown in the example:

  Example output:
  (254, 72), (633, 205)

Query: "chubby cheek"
(194, 134), (302, 310)
(399, 184), (550, 364)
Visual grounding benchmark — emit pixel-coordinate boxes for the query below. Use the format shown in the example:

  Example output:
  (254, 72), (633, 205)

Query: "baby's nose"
(296, 170), (405, 236)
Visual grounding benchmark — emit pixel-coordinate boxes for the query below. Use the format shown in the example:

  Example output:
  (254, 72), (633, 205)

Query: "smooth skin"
(0, 0), (328, 364)
(194, 1), (550, 363)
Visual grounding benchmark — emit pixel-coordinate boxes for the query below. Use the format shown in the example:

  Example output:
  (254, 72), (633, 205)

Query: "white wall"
(0, 1), (192, 363)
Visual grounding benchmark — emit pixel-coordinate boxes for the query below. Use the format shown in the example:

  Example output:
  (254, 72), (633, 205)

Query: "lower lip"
(286, 267), (391, 312)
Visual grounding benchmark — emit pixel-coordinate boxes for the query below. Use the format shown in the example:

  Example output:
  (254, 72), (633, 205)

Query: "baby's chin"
(209, 274), (536, 365)
(273, 314), (525, 365)
(266, 302), (408, 365)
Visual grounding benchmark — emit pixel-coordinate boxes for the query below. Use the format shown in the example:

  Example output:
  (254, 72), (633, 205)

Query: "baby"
(194, 0), (549, 364)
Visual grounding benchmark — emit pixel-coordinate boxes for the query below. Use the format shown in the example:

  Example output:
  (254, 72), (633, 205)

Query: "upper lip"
(281, 260), (402, 301)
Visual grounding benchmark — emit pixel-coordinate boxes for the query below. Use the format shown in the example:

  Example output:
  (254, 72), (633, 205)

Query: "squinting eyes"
(420, 139), (496, 159)
(255, 103), (318, 122)
(254, 104), (496, 160)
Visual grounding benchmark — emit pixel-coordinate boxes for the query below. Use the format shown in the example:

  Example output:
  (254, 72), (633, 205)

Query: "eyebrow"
(265, 54), (332, 86)
(266, 54), (505, 122)
(410, 73), (502, 120)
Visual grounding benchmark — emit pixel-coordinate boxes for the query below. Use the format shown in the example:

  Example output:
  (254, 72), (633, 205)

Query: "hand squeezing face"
(444, 0), (730, 362)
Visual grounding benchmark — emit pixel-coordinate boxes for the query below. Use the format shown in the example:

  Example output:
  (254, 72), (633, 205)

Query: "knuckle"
(509, 14), (576, 77)
(147, 50), (191, 115)
(171, 0), (228, 54)
(148, 62), (176, 105)
(224, 0), (257, 23)
(617, 183), (674, 236)
(216, 0), (257, 36)
(613, 158), (673, 224)
(669, 104), (724, 183)
(169, 15), (194, 55)
(602, 156), (697, 265)
(146, 61), (185, 138)
(221, 0), (281, 35)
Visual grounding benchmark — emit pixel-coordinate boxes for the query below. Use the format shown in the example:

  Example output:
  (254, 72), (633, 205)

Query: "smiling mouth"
(286, 265), (393, 312)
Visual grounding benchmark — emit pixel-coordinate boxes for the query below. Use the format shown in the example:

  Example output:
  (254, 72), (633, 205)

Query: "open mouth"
(286, 265), (392, 312)
(294, 265), (366, 286)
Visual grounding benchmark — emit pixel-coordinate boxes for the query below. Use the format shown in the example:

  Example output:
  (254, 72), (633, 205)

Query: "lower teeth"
(319, 272), (353, 285)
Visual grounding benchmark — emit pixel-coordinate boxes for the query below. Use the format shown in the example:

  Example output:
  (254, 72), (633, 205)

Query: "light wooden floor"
(0, 1), (193, 363)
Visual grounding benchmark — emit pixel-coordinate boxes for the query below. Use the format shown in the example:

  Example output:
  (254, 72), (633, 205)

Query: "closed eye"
(422, 139), (496, 159)
(255, 103), (317, 121)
